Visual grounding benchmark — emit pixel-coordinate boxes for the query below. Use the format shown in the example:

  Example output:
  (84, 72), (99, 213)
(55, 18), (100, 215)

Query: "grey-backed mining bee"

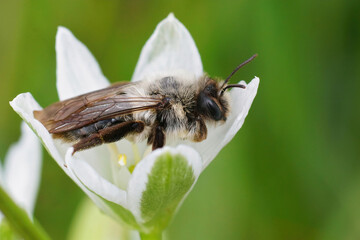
(34, 54), (257, 154)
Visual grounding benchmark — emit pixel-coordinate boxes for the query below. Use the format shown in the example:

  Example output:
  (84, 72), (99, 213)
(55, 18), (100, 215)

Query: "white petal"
(56, 27), (110, 100)
(65, 148), (128, 208)
(3, 122), (42, 216)
(65, 149), (129, 223)
(76, 145), (115, 184)
(10, 93), (122, 221)
(132, 13), (203, 82)
(192, 77), (259, 169)
(9, 93), (69, 172)
(127, 145), (202, 224)
(64, 148), (135, 225)
(0, 161), (3, 184)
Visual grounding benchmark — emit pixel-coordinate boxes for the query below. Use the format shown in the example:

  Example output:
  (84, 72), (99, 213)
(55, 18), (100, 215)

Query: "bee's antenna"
(220, 54), (258, 95)
(222, 84), (246, 91)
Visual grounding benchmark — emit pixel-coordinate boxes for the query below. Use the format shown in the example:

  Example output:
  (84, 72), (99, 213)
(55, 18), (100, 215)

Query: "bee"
(34, 54), (257, 154)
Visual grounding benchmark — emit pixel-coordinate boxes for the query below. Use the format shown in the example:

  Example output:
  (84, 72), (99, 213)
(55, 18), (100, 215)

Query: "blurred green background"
(1, 0), (359, 239)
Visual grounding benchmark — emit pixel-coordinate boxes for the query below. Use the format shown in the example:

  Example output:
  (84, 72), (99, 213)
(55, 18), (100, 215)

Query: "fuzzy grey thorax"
(147, 76), (203, 135)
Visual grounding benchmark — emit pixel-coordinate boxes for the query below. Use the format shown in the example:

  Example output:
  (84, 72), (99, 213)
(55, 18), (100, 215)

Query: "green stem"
(0, 185), (50, 240)
(140, 231), (162, 240)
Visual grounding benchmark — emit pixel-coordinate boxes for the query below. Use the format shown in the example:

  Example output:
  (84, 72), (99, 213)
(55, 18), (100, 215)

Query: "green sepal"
(140, 152), (196, 233)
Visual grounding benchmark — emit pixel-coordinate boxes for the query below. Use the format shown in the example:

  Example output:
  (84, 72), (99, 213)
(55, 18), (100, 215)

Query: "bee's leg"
(72, 121), (145, 154)
(148, 125), (165, 150)
(193, 117), (207, 142)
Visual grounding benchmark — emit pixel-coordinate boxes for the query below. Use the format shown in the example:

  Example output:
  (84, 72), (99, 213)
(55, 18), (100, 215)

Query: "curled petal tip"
(167, 12), (176, 20)
(57, 26), (68, 33)
(250, 76), (260, 87)
(56, 26), (73, 41)
(132, 13), (203, 81)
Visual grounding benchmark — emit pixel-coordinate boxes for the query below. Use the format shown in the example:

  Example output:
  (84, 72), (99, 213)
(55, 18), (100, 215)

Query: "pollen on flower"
(118, 154), (127, 166)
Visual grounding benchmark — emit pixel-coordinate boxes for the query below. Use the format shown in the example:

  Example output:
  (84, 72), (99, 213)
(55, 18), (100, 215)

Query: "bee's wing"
(34, 82), (162, 133)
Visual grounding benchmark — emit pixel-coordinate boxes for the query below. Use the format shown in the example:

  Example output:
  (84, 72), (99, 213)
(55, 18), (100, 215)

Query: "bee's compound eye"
(208, 100), (222, 121)
(198, 93), (223, 121)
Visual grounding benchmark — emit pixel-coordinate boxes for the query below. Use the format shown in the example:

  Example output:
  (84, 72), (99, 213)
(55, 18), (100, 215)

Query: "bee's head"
(197, 80), (230, 121)
(197, 54), (257, 122)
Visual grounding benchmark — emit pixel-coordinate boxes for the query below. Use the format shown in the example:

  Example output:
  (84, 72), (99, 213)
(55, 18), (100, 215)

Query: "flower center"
(107, 142), (152, 190)
(117, 154), (127, 166)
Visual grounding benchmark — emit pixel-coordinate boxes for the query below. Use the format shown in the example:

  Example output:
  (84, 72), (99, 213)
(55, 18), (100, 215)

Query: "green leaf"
(140, 152), (196, 232)
(0, 185), (50, 240)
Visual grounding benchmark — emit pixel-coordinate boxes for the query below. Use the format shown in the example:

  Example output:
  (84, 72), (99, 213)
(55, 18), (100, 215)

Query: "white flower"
(0, 122), (42, 223)
(10, 13), (259, 235)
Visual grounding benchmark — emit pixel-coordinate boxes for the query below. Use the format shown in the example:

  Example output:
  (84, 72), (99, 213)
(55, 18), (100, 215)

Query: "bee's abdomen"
(53, 117), (128, 141)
